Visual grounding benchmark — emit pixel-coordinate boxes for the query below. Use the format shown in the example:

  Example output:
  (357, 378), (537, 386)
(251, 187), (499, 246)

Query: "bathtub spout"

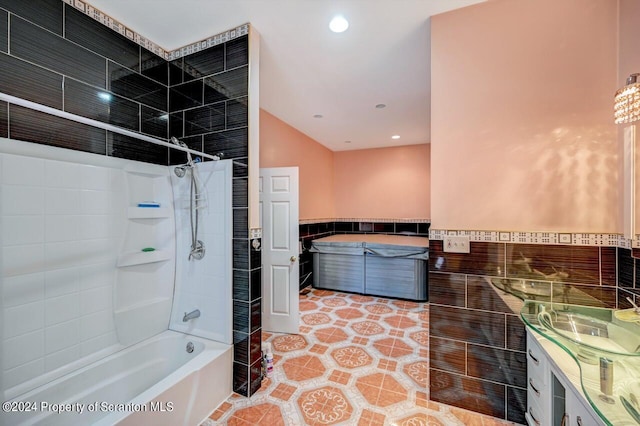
(183, 309), (200, 322)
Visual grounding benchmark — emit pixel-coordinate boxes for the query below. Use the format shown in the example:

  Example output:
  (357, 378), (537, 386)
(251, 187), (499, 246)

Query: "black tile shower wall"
(168, 35), (255, 397)
(299, 220), (430, 289)
(428, 240), (620, 423)
(0, 1), (170, 164)
(2, 3), (256, 398)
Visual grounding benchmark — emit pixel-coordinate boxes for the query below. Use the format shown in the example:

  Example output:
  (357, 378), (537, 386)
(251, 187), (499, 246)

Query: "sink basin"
(523, 302), (640, 361)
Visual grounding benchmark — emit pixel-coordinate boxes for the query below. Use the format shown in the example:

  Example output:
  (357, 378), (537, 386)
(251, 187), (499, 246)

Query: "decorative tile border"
(62, 0), (249, 60)
(429, 229), (635, 248)
(300, 218), (431, 225)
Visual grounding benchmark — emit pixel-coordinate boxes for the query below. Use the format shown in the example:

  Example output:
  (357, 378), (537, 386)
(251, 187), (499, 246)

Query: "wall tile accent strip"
(300, 218), (431, 225)
(430, 229), (633, 248)
(61, 0), (249, 61)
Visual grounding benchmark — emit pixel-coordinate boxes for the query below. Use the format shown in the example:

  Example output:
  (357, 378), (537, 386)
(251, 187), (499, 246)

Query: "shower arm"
(0, 92), (220, 161)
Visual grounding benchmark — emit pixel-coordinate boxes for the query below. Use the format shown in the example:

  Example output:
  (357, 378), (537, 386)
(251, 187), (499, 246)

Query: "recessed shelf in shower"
(117, 250), (171, 267)
(127, 206), (171, 219)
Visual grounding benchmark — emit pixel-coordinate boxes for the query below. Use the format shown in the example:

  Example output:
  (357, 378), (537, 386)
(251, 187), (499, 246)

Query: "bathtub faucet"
(183, 309), (201, 322)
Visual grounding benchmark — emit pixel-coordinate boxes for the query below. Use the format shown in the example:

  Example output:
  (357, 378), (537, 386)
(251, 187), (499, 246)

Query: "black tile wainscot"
(0, 1), (258, 397)
(428, 240), (622, 423)
(299, 220), (430, 290)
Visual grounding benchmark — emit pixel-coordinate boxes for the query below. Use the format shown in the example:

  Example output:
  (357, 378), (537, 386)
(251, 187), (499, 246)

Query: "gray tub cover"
(310, 234), (429, 259)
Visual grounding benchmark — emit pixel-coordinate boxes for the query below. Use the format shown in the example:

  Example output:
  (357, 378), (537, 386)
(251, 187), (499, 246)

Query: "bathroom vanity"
(523, 301), (640, 426)
(310, 234), (429, 301)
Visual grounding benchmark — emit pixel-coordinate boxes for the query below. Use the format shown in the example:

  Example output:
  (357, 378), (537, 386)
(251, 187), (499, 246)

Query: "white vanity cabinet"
(526, 328), (605, 426)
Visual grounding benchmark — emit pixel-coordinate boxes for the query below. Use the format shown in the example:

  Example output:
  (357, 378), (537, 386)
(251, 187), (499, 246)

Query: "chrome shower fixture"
(174, 165), (187, 178)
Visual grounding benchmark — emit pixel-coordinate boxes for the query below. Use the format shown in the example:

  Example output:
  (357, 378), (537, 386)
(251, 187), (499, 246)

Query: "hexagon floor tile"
(203, 288), (518, 426)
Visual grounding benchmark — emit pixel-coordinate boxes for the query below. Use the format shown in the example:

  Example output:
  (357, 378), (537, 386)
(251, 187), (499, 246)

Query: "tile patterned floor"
(203, 289), (518, 425)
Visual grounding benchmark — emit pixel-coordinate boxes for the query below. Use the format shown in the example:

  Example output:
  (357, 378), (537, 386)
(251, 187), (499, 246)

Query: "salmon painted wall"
(431, 0), (619, 232)
(259, 109), (335, 220)
(260, 110), (431, 220)
(333, 144), (430, 219)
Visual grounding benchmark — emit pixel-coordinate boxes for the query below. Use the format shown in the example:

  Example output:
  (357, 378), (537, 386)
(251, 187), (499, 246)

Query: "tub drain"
(186, 342), (194, 353)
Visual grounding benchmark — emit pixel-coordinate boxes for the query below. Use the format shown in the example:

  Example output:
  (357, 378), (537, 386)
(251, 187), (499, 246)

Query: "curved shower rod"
(0, 92), (220, 161)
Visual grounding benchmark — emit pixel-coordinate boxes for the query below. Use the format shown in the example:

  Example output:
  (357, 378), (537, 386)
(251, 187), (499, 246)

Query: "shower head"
(174, 165), (187, 178)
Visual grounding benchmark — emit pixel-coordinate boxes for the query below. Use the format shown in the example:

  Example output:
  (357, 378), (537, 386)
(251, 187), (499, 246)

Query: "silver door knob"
(290, 256), (297, 262)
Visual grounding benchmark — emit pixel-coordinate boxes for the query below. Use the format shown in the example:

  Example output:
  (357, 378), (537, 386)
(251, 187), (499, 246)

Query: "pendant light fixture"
(615, 73), (640, 124)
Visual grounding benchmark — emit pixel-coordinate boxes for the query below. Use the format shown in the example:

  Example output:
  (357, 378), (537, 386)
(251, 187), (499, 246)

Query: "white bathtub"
(3, 331), (232, 426)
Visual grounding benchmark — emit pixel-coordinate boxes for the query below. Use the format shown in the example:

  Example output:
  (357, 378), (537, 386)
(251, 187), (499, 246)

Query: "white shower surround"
(0, 137), (233, 422)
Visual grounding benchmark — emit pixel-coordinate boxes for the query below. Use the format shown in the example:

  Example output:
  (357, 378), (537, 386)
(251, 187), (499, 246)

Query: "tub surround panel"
(1, 148), (143, 394)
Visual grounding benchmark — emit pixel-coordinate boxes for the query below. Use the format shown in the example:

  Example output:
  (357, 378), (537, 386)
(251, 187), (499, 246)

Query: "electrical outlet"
(443, 235), (470, 253)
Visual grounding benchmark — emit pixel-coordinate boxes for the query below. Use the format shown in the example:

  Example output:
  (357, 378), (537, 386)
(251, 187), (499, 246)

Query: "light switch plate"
(443, 235), (470, 253)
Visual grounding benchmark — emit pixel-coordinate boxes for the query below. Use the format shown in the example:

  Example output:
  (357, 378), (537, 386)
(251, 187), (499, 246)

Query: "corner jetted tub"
(310, 234), (429, 301)
(2, 330), (232, 426)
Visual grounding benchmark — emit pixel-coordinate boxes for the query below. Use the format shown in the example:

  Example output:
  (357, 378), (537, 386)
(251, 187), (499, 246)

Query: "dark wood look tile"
(141, 106), (168, 139)
(233, 300), (249, 333)
(204, 66), (248, 104)
(65, 7), (140, 69)
(233, 361), (248, 395)
(619, 248), (634, 288)
(140, 50), (168, 85)
(430, 368), (506, 419)
(233, 269), (250, 302)
(108, 62), (167, 112)
(507, 386), (527, 424)
(430, 336), (465, 374)
(0, 53), (63, 109)
(233, 208), (248, 239)
(233, 178), (248, 208)
(0, 10), (6, 53)
(467, 275), (523, 313)
(467, 344), (526, 388)
(11, 16), (105, 88)
(506, 243), (600, 285)
(184, 103), (225, 136)
(107, 132), (167, 165)
(430, 305), (505, 348)
(233, 331), (249, 364)
(506, 315), (526, 352)
(0, 101), (6, 138)
(183, 44), (224, 81)
(204, 127), (248, 159)
(430, 240), (504, 277)
(225, 35), (248, 69)
(169, 80), (203, 111)
(601, 247), (617, 287)
(10, 105), (106, 154)
(428, 272), (465, 307)
(233, 239), (249, 270)
(0, 0), (63, 35)
(619, 288), (639, 309)
(633, 248), (640, 259)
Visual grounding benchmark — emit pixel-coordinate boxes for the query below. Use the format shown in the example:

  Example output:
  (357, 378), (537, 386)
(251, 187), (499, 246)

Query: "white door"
(259, 167), (299, 334)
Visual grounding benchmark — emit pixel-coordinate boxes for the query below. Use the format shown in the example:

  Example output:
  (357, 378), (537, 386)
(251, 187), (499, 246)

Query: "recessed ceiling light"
(375, 104), (386, 109)
(313, 114), (323, 118)
(329, 15), (349, 33)
(344, 140), (352, 144)
(391, 135), (401, 140)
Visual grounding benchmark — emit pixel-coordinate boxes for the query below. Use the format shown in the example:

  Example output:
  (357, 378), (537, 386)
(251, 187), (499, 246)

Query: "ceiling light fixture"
(615, 73), (640, 124)
(344, 140), (352, 144)
(391, 135), (401, 140)
(313, 114), (323, 118)
(375, 104), (386, 109)
(329, 15), (349, 33)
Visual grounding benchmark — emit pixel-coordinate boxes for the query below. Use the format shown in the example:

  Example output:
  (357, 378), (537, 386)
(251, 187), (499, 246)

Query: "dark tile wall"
(0, 1), (258, 398)
(0, 0), (171, 162)
(428, 240), (619, 423)
(299, 220), (430, 290)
